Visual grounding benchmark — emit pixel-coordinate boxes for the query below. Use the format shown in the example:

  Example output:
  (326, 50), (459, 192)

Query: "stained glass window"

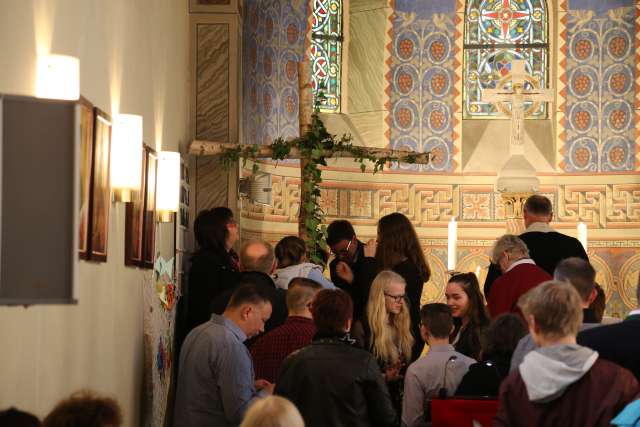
(464, 0), (548, 118)
(310, 0), (343, 112)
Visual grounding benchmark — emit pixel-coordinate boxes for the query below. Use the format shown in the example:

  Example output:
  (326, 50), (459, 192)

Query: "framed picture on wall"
(141, 146), (157, 269)
(189, 0), (234, 13)
(87, 107), (112, 262)
(78, 98), (94, 260)
(124, 146), (147, 266)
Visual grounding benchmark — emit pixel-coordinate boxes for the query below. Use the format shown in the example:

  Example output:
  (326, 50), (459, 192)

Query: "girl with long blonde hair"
(352, 270), (415, 413)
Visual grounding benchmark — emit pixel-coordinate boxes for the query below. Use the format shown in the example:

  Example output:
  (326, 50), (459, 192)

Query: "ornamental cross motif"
(481, 60), (554, 154)
(482, 0), (531, 40)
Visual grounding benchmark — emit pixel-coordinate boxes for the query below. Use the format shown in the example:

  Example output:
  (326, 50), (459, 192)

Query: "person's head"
(419, 303), (454, 344)
(481, 314), (528, 361)
(225, 282), (273, 338)
(194, 207), (238, 253)
(589, 283), (605, 323)
(553, 257), (597, 307)
(445, 273), (490, 326)
(275, 236), (308, 268)
(523, 195), (553, 228)
(239, 396), (304, 427)
(240, 239), (276, 274)
(310, 288), (353, 336)
(519, 280), (583, 346)
(42, 390), (122, 427)
(286, 277), (322, 317)
(376, 213), (430, 282)
(491, 234), (530, 273)
(326, 220), (357, 263)
(366, 271), (414, 363)
(0, 407), (40, 427)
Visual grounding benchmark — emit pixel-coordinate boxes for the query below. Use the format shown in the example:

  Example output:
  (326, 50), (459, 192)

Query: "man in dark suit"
(326, 220), (379, 321)
(211, 239), (287, 335)
(578, 281), (640, 381)
(484, 194), (588, 297)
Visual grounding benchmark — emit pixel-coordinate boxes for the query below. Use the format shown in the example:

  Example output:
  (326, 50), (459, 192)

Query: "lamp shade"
(111, 114), (143, 201)
(35, 54), (80, 100)
(156, 151), (180, 222)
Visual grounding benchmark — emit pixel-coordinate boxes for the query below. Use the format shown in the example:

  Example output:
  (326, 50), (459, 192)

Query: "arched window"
(464, 0), (548, 118)
(309, 0), (343, 112)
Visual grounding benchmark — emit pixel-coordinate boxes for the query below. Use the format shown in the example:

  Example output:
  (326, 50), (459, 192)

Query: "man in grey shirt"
(403, 304), (475, 427)
(173, 282), (274, 427)
(510, 257), (600, 372)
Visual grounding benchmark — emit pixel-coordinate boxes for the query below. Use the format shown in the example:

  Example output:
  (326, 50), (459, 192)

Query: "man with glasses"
(326, 220), (379, 320)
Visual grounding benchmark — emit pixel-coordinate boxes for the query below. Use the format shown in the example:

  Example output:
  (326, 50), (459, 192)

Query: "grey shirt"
(173, 314), (266, 427)
(402, 344), (475, 427)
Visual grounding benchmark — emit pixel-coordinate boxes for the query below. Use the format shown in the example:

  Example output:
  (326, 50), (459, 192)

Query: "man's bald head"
(239, 239), (276, 274)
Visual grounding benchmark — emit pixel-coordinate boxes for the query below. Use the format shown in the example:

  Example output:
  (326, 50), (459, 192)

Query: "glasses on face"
(384, 292), (406, 303)
(332, 238), (353, 258)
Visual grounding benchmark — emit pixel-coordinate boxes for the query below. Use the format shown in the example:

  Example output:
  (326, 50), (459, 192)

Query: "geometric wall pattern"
(561, 3), (638, 172)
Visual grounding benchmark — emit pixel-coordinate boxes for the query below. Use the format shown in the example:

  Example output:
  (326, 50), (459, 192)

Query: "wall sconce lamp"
(111, 114), (143, 202)
(35, 54), (80, 101)
(156, 151), (180, 222)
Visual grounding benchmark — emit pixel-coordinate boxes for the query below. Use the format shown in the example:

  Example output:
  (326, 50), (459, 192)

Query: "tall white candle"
(475, 265), (481, 279)
(448, 217), (457, 271)
(577, 222), (587, 251)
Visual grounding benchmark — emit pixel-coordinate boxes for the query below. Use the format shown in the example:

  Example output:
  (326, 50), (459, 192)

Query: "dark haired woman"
(446, 273), (491, 360)
(455, 313), (528, 397)
(273, 236), (335, 290)
(373, 212), (431, 360)
(186, 207), (240, 332)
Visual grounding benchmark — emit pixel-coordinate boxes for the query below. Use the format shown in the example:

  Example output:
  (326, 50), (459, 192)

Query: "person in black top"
(185, 207), (240, 334)
(484, 195), (588, 297)
(327, 220), (379, 321)
(455, 313), (528, 397)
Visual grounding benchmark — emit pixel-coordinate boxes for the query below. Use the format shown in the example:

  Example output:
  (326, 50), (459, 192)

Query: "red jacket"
(487, 262), (551, 319)
(494, 359), (639, 427)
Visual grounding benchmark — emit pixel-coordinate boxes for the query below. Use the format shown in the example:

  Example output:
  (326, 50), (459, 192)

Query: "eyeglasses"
(384, 292), (406, 303)
(332, 238), (353, 258)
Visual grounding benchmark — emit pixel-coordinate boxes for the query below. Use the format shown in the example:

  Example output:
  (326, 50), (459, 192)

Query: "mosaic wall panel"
(242, 0), (308, 146)
(386, 1), (458, 172)
(561, 2), (638, 172)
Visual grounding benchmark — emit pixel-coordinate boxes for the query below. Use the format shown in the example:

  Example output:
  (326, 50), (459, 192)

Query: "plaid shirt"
(250, 316), (316, 383)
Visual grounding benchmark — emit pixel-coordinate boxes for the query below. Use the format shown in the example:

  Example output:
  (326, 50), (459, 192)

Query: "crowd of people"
(171, 194), (640, 427)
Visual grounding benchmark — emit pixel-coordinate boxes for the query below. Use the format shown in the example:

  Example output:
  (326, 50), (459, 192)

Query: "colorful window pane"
(464, 0), (548, 118)
(310, 0), (343, 112)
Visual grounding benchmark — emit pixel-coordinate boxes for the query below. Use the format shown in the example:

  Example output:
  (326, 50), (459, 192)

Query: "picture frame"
(141, 146), (158, 269)
(189, 0), (237, 14)
(87, 107), (112, 262)
(78, 98), (94, 260)
(124, 146), (147, 266)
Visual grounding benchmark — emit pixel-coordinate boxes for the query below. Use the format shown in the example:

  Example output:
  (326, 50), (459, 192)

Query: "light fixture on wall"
(156, 151), (180, 222)
(35, 54), (80, 100)
(111, 114), (143, 202)
(239, 172), (272, 206)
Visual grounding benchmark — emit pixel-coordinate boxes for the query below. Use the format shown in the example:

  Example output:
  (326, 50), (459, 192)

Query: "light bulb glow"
(111, 114), (143, 191)
(156, 151), (180, 213)
(35, 54), (80, 100)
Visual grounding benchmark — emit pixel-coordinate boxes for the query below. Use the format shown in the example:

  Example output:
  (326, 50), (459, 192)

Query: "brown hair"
(275, 236), (307, 268)
(376, 213), (430, 282)
(589, 283), (605, 323)
(420, 303), (453, 339)
(240, 240), (275, 274)
(524, 195), (553, 216)
(553, 257), (596, 302)
(447, 273), (490, 327)
(519, 280), (583, 339)
(42, 390), (122, 427)
(286, 277), (322, 312)
(482, 314), (528, 359)
(310, 289), (353, 336)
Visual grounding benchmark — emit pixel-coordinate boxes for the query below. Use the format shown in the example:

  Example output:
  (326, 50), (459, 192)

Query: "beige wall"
(0, 0), (189, 424)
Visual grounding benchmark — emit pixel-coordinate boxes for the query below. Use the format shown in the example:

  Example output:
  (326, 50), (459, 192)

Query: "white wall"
(0, 0), (189, 424)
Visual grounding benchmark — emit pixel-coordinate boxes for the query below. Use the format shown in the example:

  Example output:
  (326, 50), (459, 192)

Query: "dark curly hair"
(42, 390), (122, 427)
(482, 313), (527, 360)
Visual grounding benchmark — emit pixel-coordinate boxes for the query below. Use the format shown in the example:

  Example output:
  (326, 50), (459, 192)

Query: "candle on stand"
(448, 217), (457, 271)
(475, 265), (481, 279)
(577, 222), (587, 251)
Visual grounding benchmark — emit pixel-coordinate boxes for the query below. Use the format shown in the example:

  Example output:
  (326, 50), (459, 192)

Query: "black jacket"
(185, 249), (239, 333)
(329, 241), (380, 320)
(451, 317), (488, 361)
(275, 336), (400, 427)
(455, 355), (510, 397)
(484, 230), (588, 296)
(210, 271), (287, 335)
(578, 315), (640, 382)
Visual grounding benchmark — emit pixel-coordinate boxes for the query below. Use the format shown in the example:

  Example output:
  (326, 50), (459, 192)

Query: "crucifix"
(189, 62), (431, 242)
(482, 60), (554, 155)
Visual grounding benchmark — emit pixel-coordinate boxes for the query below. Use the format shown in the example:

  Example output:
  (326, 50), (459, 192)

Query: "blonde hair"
(519, 280), (583, 339)
(366, 270), (414, 364)
(240, 396), (304, 427)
